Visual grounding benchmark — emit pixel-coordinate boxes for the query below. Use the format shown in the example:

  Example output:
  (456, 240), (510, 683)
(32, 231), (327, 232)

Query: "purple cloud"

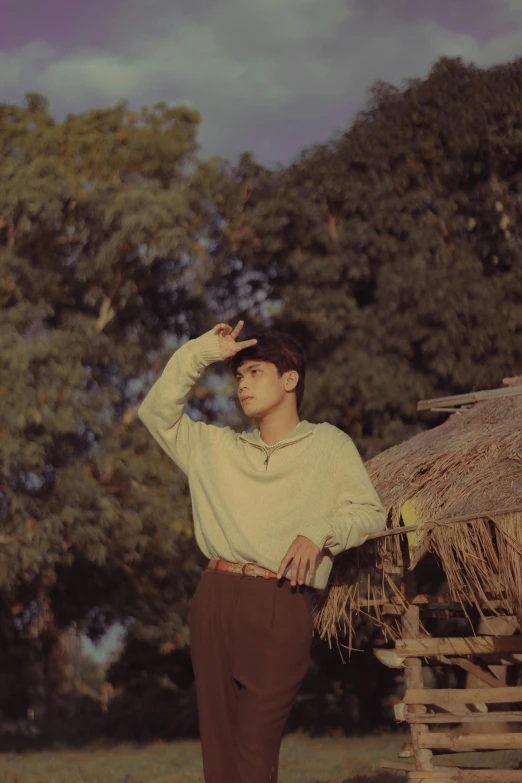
(1, 0), (522, 169)
(385, 0), (518, 42)
(0, 0), (125, 51)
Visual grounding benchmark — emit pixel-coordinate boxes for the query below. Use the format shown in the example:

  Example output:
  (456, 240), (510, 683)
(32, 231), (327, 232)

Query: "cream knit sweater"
(138, 329), (386, 589)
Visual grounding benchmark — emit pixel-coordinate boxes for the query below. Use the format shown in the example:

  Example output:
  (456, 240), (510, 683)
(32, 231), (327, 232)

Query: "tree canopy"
(224, 56), (522, 455)
(1, 55), (522, 731)
(0, 95), (248, 676)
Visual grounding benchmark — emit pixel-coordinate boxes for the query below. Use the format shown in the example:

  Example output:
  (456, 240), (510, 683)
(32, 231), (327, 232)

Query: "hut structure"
(315, 378), (522, 782)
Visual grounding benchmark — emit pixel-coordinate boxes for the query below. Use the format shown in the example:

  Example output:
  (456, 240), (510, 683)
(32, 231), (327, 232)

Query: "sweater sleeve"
(138, 329), (223, 476)
(298, 438), (387, 555)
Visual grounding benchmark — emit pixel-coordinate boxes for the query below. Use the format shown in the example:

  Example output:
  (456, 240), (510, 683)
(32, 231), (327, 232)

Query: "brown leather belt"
(208, 559), (279, 580)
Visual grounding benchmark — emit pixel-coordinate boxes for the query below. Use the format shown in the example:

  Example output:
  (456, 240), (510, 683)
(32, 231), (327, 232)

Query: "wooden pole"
(406, 710), (522, 724)
(456, 616), (520, 737)
(404, 686), (522, 705)
(387, 764), (522, 781)
(366, 506), (522, 541)
(396, 636), (522, 658)
(408, 772), (522, 782)
(417, 384), (522, 411)
(420, 732), (522, 751)
(402, 605), (434, 775)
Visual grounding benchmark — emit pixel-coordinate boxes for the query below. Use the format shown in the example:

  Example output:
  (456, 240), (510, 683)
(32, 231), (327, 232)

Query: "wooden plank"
(396, 636), (522, 658)
(440, 703), (489, 716)
(380, 758), (414, 771)
(378, 594), (502, 608)
(420, 733), (522, 751)
(412, 595), (457, 605)
(409, 597), (503, 609)
(403, 606), (423, 640)
(429, 407), (468, 413)
(378, 599), (505, 616)
(434, 656), (504, 689)
(408, 773), (461, 782)
(481, 654), (522, 666)
(395, 702), (407, 721)
(417, 384), (522, 411)
(402, 605), (434, 772)
(365, 594), (481, 606)
(404, 686), (522, 706)
(407, 711), (522, 724)
(407, 772), (522, 782)
(374, 646), (509, 680)
(374, 648), (406, 668)
(382, 604), (406, 615)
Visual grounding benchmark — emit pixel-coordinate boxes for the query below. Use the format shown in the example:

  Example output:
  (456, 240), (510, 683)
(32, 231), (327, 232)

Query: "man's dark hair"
(230, 331), (307, 411)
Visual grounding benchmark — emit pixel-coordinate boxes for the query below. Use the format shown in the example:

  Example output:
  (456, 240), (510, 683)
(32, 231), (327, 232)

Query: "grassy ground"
(4, 732), (522, 783)
(0, 732), (408, 783)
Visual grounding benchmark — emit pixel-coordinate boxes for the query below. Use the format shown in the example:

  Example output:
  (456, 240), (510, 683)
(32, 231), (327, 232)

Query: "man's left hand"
(277, 535), (320, 586)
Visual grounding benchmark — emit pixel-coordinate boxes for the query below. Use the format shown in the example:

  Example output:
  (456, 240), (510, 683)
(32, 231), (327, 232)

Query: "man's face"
(235, 360), (290, 418)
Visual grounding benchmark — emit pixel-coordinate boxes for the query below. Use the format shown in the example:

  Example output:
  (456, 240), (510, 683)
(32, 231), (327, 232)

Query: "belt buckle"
(241, 562), (257, 578)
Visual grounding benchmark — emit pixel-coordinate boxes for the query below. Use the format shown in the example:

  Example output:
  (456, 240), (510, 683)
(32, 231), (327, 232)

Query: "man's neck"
(258, 411), (301, 448)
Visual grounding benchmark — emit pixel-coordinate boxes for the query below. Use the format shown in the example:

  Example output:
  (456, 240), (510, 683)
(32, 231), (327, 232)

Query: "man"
(138, 319), (386, 783)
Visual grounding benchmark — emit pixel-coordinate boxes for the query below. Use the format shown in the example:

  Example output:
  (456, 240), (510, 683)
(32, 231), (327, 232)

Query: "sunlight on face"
(235, 361), (289, 418)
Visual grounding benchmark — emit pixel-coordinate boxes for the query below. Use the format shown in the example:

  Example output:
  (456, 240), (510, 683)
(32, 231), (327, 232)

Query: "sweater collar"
(238, 420), (316, 447)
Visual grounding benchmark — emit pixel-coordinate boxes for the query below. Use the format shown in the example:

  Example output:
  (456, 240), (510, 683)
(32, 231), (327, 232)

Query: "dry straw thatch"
(314, 389), (522, 648)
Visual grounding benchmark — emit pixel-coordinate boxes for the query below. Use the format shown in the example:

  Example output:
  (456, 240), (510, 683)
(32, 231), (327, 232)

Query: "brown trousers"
(189, 569), (313, 783)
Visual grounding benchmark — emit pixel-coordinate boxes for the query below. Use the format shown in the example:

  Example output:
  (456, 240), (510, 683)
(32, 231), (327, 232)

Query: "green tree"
(0, 92), (256, 718)
(4, 54), (522, 733)
(224, 57), (522, 457)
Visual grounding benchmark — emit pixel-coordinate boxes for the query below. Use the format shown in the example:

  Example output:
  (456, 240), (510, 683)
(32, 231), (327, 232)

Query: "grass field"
(0, 732), (408, 783)
(4, 732), (522, 782)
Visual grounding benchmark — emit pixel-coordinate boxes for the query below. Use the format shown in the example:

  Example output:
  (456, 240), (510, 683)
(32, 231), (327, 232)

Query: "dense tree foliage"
(1, 55), (522, 734)
(0, 94), (256, 719)
(226, 57), (522, 455)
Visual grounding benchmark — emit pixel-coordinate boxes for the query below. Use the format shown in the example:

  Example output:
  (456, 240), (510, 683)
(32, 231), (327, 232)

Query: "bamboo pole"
(420, 733), (522, 751)
(407, 711), (522, 724)
(402, 605), (434, 774)
(396, 637), (522, 658)
(417, 384), (522, 411)
(408, 772), (522, 782)
(366, 594), (504, 608)
(383, 761), (522, 781)
(366, 506), (522, 541)
(380, 758), (415, 771)
(404, 686), (522, 706)
(377, 650), (517, 689)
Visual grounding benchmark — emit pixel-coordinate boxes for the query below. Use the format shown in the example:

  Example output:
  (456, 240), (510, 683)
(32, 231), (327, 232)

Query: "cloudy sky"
(2, 0), (522, 169)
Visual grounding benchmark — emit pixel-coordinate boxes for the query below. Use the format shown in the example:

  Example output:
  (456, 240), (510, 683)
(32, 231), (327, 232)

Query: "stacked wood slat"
(378, 623), (522, 782)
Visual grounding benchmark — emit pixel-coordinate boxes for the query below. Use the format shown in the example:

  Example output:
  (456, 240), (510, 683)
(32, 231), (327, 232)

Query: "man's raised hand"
(214, 320), (257, 360)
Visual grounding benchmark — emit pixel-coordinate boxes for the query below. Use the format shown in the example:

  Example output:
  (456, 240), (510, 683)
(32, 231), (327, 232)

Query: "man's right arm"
(138, 329), (222, 475)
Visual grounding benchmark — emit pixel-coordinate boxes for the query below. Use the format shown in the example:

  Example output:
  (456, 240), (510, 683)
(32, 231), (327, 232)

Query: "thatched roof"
(314, 385), (522, 647)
